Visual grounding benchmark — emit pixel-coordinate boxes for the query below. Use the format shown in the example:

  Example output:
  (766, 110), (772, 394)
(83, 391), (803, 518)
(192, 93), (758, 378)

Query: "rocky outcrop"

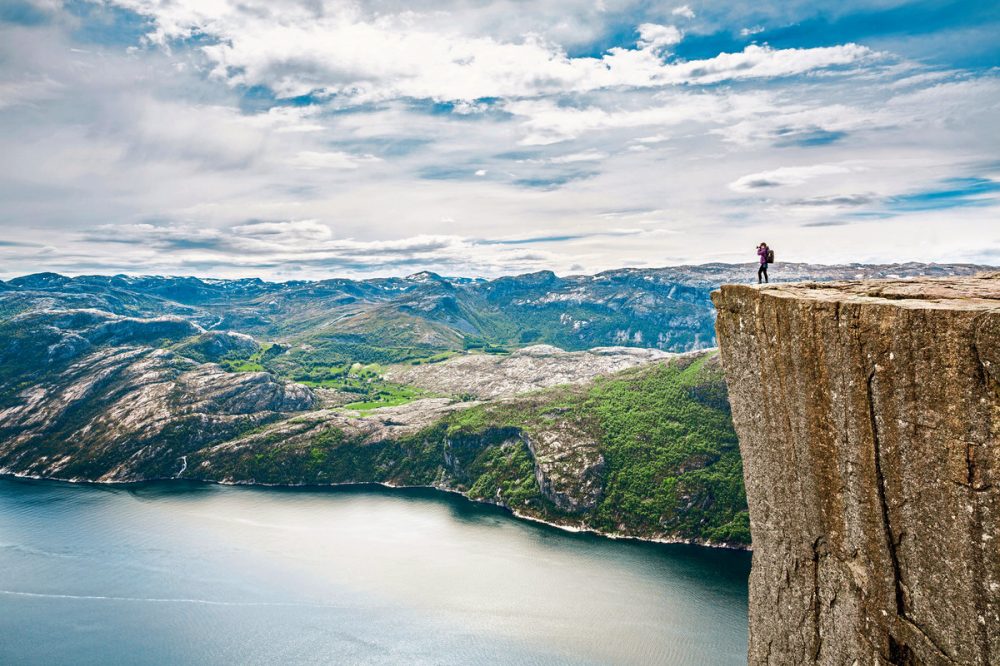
(713, 275), (1000, 665)
(173, 330), (261, 362)
(521, 425), (605, 513)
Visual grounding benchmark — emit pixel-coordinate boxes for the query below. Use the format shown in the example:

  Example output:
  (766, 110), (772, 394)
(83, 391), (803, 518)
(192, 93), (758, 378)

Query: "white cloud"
(287, 151), (381, 170)
(672, 5), (696, 19)
(72, 220), (600, 276)
(128, 99), (268, 167)
(636, 23), (683, 52)
(713, 100), (894, 146)
(0, 77), (62, 109)
(548, 150), (609, 163)
(664, 44), (876, 85)
(506, 91), (773, 144)
(231, 219), (334, 241)
(729, 164), (854, 192)
(101, 1), (875, 102)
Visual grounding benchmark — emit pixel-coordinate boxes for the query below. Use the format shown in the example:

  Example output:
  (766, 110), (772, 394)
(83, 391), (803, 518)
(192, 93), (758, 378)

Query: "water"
(0, 477), (750, 665)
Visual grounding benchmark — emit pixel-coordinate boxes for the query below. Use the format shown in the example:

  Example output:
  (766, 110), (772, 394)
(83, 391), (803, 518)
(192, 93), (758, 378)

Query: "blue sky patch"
(773, 128), (847, 147)
(64, 0), (155, 47)
(0, 1), (51, 26)
(886, 177), (1000, 212)
(513, 171), (598, 189)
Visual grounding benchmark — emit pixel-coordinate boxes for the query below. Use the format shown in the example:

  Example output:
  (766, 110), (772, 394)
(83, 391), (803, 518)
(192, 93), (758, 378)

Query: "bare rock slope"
(713, 274), (1000, 665)
(384, 344), (672, 398)
(0, 347), (315, 481)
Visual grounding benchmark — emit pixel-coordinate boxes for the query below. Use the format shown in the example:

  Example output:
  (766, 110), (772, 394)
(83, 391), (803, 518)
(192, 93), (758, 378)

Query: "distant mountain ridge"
(2, 262), (990, 363)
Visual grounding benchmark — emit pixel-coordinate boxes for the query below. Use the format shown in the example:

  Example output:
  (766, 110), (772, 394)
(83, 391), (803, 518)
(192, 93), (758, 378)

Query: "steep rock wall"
(713, 275), (999, 665)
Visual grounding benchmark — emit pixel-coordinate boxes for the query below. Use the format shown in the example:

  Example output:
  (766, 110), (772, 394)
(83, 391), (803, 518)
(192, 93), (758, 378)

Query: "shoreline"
(0, 469), (750, 552)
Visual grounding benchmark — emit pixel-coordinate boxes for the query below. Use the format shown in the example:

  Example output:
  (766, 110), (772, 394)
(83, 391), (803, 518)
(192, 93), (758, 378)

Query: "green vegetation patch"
(465, 439), (540, 508)
(584, 354), (748, 544)
(433, 352), (749, 545)
(344, 383), (426, 411)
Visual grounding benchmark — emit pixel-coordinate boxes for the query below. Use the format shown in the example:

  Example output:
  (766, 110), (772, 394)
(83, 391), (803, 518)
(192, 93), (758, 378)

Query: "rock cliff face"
(713, 275), (1000, 665)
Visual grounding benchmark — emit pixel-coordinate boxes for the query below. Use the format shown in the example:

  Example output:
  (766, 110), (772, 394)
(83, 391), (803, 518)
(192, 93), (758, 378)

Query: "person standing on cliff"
(757, 242), (770, 284)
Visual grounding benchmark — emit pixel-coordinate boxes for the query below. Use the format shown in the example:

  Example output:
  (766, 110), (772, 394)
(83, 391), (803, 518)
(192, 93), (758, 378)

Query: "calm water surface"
(0, 477), (749, 665)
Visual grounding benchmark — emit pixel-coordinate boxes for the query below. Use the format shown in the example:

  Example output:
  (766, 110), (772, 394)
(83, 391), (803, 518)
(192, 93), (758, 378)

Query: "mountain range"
(2, 262), (987, 365)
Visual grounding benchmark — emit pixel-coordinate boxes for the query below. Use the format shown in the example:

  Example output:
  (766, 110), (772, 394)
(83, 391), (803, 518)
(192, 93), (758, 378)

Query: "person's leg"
(758, 265), (764, 283)
(764, 265), (769, 283)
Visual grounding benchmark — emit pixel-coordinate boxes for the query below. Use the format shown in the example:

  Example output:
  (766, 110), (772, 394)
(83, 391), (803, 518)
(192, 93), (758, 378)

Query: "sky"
(0, 0), (998, 280)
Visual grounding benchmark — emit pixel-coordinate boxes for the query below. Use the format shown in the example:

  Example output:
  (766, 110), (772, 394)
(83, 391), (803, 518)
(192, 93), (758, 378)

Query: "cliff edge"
(713, 274), (999, 665)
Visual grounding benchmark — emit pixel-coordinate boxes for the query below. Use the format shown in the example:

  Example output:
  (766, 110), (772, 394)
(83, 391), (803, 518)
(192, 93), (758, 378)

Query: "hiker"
(757, 242), (771, 284)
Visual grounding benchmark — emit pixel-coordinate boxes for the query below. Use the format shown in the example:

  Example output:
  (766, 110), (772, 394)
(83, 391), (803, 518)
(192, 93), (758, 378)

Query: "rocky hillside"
(184, 350), (747, 546)
(0, 297), (747, 545)
(0, 309), (315, 481)
(713, 275), (999, 664)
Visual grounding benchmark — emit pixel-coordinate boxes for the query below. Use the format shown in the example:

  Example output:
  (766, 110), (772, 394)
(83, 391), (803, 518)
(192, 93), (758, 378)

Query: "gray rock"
(522, 425), (605, 513)
(384, 344), (673, 398)
(0, 345), (315, 482)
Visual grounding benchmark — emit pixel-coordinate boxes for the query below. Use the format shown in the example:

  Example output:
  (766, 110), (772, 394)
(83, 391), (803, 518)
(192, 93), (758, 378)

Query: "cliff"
(712, 275), (1000, 665)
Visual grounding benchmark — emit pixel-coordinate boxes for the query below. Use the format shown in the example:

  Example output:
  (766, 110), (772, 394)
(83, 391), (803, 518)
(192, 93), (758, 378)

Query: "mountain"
(1, 262), (988, 370)
(0, 262), (992, 548)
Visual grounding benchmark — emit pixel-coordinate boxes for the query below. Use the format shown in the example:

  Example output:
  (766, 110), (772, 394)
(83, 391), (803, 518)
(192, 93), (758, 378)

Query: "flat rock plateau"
(384, 344), (673, 398)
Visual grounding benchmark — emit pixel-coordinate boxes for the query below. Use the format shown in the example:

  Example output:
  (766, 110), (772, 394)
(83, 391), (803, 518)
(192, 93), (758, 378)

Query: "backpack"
(766, 248), (775, 264)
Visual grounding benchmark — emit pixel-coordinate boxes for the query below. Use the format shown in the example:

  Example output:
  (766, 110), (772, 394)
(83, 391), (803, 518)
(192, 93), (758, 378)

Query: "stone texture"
(712, 274), (1000, 665)
(384, 344), (673, 398)
(521, 424), (606, 513)
(0, 346), (316, 481)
